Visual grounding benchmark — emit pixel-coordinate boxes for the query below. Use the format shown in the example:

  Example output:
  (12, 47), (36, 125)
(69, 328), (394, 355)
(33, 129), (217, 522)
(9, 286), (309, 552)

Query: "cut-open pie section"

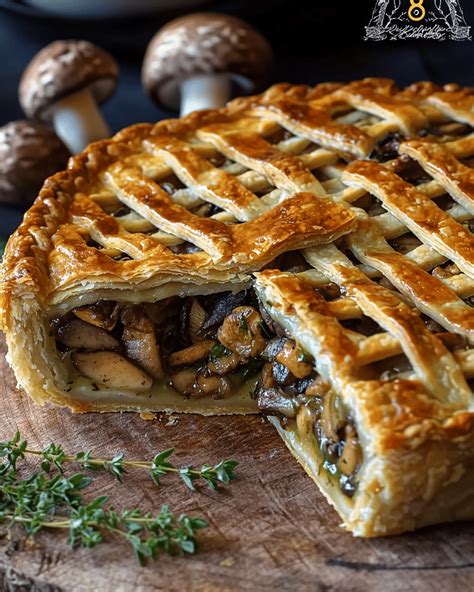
(254, 267), (474, 536)
(51, 290), (272, 414)
(49, 280), (365, 505)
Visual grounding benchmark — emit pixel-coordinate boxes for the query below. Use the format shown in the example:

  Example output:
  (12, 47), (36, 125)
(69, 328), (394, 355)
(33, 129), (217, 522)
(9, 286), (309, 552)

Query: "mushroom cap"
(142, 13), (273, 110)
(0, 120), (70, 207)
(19, 40), (119, 122)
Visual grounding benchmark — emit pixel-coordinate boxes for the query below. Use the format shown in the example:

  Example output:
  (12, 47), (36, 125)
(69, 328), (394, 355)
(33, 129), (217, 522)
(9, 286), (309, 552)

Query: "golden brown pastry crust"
(255, 269), (474, 536)
(1, 108), (356, 314)
(0, 86), (358, 412)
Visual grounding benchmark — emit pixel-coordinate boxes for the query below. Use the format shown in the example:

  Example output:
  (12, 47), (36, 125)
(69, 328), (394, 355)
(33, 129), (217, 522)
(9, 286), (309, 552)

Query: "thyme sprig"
(0, 466), (207, 564)
(0, 432), (238, 491)
(0, 432), (238, 564)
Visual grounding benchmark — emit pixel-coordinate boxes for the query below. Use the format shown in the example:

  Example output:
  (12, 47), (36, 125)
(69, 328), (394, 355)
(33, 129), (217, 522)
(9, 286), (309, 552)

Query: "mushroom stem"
(51, 88), (111, 154)
(180, 74), (231, 116)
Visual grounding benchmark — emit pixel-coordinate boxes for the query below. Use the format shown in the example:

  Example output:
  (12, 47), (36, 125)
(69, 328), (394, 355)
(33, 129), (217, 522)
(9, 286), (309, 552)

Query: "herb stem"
(5, 516), (174, 543)
(9, 516), (72, 528)
(23, 448), (153, 469)
(3, 436), (238, 492)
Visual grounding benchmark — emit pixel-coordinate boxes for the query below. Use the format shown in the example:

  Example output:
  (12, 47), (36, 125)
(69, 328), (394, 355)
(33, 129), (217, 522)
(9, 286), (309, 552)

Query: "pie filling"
(51, 289), (362, 497)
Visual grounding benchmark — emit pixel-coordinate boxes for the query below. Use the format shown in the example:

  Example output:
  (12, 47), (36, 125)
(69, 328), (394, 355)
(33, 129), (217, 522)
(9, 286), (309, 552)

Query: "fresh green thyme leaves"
(177, 460), (238, 491)
(0, 432), (238, 564)
(0, 432), (238, 492)
(0, 430), (27, 474)
(0, 470), (207, 566)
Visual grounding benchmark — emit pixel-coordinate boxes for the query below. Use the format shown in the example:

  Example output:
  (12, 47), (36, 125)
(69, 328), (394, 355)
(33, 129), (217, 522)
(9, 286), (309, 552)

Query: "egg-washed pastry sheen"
(2, 78), (474, 537)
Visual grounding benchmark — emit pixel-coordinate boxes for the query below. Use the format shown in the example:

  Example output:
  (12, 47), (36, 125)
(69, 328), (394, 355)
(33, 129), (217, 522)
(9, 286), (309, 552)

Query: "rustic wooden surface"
(1, 334), (474, 591)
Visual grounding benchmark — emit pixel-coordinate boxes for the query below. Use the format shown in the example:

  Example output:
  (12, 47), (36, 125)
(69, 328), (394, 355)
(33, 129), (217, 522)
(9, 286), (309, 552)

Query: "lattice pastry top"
(3, 77), (473, 311)
(2, 78), (474, 537)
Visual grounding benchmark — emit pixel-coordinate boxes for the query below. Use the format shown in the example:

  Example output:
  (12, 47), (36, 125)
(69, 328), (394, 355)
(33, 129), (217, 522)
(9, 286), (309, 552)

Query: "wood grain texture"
(1, 333), (474, 592)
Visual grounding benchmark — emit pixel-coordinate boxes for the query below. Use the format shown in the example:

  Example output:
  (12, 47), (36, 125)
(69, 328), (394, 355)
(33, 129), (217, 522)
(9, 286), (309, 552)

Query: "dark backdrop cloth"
(0, 0), (473, 233)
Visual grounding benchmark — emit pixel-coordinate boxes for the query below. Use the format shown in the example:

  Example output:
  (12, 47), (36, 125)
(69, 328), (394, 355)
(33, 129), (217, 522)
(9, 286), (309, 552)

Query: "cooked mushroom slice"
(217, 306), (266, 358)
(200, 291), (248, 331)
(72, 351), (152, 392)
(188, 298), (207, 343)
(170, 367), (199, 396)
(284, 376), (316, 397)
(338, 423), (362, 477)
(259, 302), (287, 337)
(121, 306), (164, 379)
(255, 386), (297, 419)
(73, 301), (119, 330)
(57, 319), (119, 350)
(305, 376), (330, 397)
(260, 362), (275, 388)
(272, 361), (294, 386)
(207, 349), (242, 375)
(437, 332), (468, 351)
(261, 337), (286, 361)
(275, 340), (313, 379)
(170, 368), (230, 398)
(143, 298), (176, 324)
(320, 390), (345, 442)
(317, 282), (341, 301)
(196, 374), (231, 399)
(168, 339), (216, 367)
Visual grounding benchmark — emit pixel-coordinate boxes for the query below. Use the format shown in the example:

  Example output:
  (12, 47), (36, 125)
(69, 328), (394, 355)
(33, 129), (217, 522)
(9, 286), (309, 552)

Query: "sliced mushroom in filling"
(254, 340), (362, 498)
(51, 290), (362, 496)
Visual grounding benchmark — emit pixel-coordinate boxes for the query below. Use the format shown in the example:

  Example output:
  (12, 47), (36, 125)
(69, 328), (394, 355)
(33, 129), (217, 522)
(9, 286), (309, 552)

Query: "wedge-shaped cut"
(254, 269), (474, 537)
(1, 196), (355, 412)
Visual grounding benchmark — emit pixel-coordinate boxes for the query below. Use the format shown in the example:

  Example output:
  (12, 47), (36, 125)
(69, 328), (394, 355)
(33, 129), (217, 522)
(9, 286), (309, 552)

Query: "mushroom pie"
(3, 78), (474, 536)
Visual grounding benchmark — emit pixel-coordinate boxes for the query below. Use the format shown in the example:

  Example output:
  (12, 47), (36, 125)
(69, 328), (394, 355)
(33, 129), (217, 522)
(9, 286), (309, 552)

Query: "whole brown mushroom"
(142, 13), (273, 115)
(19, 40), (118, 154)
(0, 120), (70, 207)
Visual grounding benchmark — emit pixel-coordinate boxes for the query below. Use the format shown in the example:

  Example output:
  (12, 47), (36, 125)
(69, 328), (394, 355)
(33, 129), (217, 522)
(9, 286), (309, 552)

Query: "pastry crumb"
(165, 414), (178, 426)
(219, 557), (235, 567)
(140, 411), (156, 421)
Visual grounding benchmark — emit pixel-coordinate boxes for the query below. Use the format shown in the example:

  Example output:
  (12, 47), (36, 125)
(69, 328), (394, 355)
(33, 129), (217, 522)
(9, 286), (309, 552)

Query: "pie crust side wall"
(256, 270), (474, 536)
(270, 414), (474, 537)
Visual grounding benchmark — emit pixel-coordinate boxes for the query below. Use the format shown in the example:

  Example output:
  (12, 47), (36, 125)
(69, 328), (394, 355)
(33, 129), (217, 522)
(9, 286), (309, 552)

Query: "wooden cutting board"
(1, 333), (474, 592)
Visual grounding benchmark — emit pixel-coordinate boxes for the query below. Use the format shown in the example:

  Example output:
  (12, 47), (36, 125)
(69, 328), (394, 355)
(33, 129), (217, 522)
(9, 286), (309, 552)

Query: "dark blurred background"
(0, 0), (473, 232)
(2, 0), (473, 130)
